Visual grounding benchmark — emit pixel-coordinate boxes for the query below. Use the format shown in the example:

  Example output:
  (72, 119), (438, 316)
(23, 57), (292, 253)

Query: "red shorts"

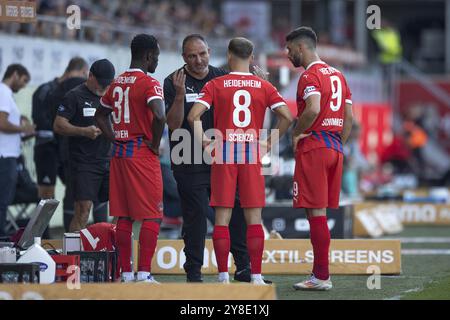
(293, 148), (343, 209)
(210, 163), (265, 208)
(109, 156), (163, 220)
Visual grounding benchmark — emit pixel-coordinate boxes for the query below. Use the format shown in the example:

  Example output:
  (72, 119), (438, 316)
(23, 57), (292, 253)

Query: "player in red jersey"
(286, 27), (353, 291)
(95, 34), (166, 283)
(188, 38), (293, 285)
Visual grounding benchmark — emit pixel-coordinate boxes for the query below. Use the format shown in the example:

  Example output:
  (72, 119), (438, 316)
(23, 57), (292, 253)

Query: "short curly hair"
(130, 34), (159, 61)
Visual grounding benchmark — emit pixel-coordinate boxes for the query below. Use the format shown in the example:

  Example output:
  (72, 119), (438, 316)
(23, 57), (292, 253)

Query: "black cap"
(90, 59), (115, 87)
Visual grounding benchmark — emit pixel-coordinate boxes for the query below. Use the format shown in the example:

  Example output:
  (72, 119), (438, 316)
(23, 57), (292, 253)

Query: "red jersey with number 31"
(196, 72), (286, 142)
(296, 61), (352, 154)
(100, 68), (164, 158)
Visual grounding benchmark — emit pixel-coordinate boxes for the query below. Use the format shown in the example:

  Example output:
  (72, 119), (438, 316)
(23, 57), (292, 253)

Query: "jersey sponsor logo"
(82, 107), (96, 117)
(303, 86), (317, 95)
(321, 118), (344, 127)
(185, 93), (199, 103)
(223, 79), (262, 88)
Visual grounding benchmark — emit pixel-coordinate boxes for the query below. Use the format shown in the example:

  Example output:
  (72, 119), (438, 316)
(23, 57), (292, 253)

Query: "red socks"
(309, 216), (331, 280)
(246, 224), (265, 274)
(213, 224), (265, 275)
(138, 221), (160, 272)
(212, 225), (230, 273)
(116, 218), (133, 273)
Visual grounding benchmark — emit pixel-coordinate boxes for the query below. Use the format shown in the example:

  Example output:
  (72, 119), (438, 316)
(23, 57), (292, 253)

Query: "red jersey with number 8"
(196, 72), (286, 142)
(296, 61), (352, 154)
(196, 72), (286, 208)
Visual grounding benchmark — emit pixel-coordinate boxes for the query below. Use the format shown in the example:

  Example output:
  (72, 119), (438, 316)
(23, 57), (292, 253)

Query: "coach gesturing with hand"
(164, 34), (273, 283)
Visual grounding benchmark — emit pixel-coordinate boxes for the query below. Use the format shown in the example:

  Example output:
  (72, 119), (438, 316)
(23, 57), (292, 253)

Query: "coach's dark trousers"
(173, 171), (250, 280)
(0, 157), (18, 237)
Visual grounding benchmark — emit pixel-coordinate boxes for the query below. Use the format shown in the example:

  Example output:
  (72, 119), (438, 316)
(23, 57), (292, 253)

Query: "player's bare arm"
(166, 69), (186, 130)
(95, 106), (115, 143)
(265, 104), (294, 152)
(54, 115), (101, 140)
(148, 98), (166, 155)
(341, 102), (353, 144)
(292, 94), (320, 151)
(187, 102), (210, 148)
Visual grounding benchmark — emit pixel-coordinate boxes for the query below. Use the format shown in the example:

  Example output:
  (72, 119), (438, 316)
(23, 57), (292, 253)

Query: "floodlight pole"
(355, 0), (368, 58)
(446, 0), (450, 73)
(290, 0), (302, 29)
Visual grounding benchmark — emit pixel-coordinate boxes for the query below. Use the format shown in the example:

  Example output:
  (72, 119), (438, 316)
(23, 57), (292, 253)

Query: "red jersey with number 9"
(296, 61), (352, 154)
(196, 72), (286, 142)
(100, 68), (164, 158)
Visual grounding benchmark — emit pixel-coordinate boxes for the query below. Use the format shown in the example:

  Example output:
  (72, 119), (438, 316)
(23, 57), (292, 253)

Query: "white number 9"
(329, 75), (342, 112)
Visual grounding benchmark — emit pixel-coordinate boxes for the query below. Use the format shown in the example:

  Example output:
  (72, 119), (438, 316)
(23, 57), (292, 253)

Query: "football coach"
(164, 34), (271, 283)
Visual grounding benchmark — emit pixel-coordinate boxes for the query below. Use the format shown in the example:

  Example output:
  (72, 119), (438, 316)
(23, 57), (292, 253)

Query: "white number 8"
(233, 90), (251, 128)
(329, 75), (342, 112)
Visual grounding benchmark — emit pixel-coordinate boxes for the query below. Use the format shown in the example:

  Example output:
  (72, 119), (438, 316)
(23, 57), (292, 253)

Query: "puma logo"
(186, 86), (195, 93)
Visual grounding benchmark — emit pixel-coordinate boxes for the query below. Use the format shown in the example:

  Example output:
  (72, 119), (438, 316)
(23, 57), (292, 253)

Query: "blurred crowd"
(1, 0), (235, 47)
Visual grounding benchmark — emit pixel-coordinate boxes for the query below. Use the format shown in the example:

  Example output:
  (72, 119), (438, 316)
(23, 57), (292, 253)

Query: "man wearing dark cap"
(54, 59), (115, 231)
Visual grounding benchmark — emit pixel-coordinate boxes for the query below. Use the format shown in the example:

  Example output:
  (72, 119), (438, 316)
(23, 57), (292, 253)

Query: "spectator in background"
(371, 19), (403, 65)
(0, 64), (34, 237)
(380, 133), (412, 174)
(342, 123), (370, 197)
(33, 57), (87, 202)
(403, 119), (428, 177)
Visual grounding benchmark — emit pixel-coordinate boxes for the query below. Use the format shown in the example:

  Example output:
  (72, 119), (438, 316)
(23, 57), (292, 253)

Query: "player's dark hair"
(130, 34), (159, 61)
(182, 34), (208, 54)
(2, 64), (30, 80)
(228, 37), (254, 59)
(286, 26), (317, 48)
(65, 57), (88, 73)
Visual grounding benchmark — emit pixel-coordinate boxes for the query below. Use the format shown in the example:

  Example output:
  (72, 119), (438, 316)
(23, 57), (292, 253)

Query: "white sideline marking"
(385, 237), (450, 244)
(402, 249), (450, 255)
(385, 287), (423, 300)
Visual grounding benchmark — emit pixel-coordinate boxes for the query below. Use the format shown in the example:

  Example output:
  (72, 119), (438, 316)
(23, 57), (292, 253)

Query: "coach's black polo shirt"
(57, 83), (111, 165)
(164, 65), (227, 174)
